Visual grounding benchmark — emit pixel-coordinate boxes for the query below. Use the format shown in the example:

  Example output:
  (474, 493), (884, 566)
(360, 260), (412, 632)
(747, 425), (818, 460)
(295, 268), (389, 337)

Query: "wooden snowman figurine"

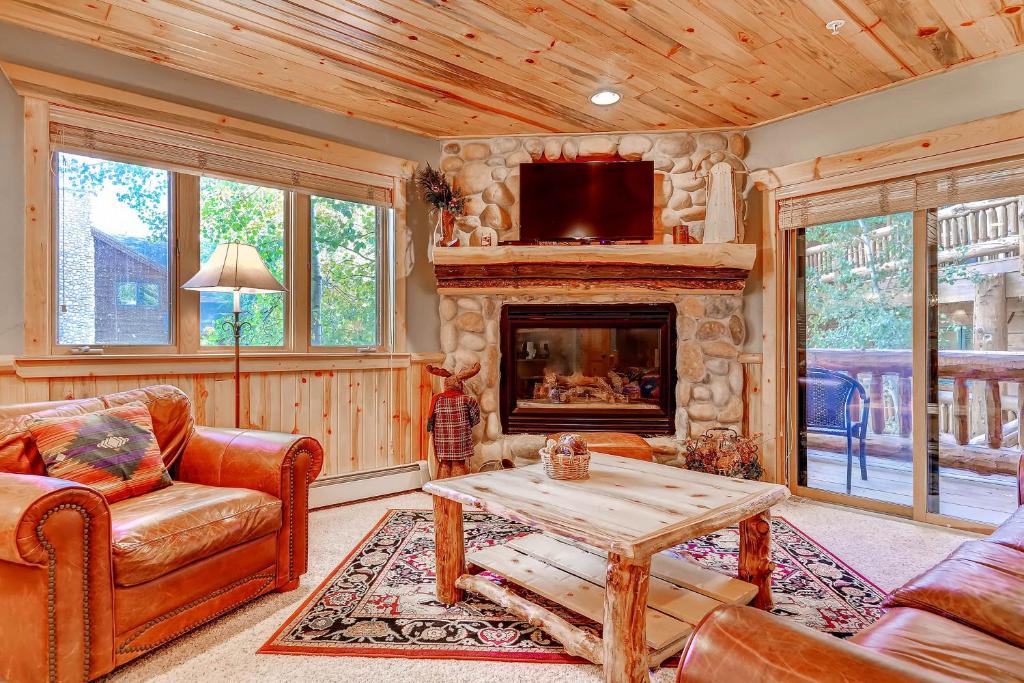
(426, 362), (482, 479)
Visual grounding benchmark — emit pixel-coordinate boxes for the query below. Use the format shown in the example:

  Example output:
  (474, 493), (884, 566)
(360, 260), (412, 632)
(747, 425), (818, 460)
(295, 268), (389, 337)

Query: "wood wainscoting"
(0, 351), (778, 497)
(0, 353), (443, 495)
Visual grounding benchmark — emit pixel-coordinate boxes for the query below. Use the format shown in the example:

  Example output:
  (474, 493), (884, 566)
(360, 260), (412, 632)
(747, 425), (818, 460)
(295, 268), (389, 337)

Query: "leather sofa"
(546, 431), (654, 461)
(676, 454), (1024, 683)
(0, 385), (324, 683)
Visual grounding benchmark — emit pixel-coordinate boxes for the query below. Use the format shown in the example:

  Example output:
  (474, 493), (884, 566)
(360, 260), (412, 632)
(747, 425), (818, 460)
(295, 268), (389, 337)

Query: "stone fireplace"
(434, 244), (754, 470)
(500, 303), (676, 434)
(433, 102), (755, 470)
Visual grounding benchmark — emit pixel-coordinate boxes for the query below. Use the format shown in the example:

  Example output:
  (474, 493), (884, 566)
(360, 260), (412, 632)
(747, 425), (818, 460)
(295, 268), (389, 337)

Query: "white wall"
(0, 39), (24, 353)
(0, 23), (441, 354)
(746, 51), (1024, 171)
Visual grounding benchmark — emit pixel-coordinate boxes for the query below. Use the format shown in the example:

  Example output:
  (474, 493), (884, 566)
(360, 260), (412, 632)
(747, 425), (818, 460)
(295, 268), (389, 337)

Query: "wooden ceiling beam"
(0, 1), (490, 135)
(796, 0), (914, 79)
(174, 0), (614, 130)
(0, 0), (1018, 136)
(316, 0), (697, 129)
(924, 0), (1020, 57)
(442, 0), (727, 127)
(869, 0), (970, 71)
(766, 0), (894, 92)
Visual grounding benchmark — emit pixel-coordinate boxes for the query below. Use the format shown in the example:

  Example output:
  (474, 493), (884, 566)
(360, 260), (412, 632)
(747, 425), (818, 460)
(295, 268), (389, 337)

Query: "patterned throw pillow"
(28, 401), (172, 503)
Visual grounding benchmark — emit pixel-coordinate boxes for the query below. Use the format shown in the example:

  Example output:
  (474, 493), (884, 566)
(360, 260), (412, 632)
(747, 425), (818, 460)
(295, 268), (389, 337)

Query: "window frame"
(195, 175), (292, 353)
(305, 192), (392, 353)
(50, 149), (179, 355)
(47, 149), (395, 357)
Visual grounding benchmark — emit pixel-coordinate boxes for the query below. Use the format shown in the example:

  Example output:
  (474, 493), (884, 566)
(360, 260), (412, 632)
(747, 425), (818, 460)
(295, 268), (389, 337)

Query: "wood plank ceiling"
(1, 1), (1022, 137)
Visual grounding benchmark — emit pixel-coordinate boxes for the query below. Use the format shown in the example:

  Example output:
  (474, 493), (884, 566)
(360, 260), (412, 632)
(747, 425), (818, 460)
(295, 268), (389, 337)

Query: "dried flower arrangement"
(682, 428), (763, 480)
(415, 164), (465, 258)
(415, 164), (466, 215)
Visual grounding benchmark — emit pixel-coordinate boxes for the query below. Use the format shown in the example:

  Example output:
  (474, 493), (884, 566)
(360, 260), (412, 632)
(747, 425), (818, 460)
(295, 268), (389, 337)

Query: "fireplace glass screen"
(513, 327), (663, 410)
(500, 303), (676, 434)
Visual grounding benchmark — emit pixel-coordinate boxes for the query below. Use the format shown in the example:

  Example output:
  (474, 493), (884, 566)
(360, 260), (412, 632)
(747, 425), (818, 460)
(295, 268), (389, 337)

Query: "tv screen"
(519, 160), (654, 242)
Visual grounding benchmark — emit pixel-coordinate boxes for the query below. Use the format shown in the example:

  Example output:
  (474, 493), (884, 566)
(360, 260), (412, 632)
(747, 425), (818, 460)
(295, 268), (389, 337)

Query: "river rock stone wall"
(439, 291), (745, 471)
(439, 131), (748, 244)
(57, 191), (97, 344)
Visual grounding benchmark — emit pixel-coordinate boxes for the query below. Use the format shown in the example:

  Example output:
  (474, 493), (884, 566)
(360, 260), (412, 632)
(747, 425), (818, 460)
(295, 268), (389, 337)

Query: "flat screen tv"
(519, 160), (654, 242)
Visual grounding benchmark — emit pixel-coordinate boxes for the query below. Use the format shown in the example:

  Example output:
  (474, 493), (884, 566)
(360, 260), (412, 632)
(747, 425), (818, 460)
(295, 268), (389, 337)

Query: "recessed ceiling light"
(590, 90), (621, 106)
(826, 19), (846, 35)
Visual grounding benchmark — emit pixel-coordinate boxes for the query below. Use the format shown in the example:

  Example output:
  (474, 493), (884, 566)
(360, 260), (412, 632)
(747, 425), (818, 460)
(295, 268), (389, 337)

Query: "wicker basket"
(539, 446), (591, 480)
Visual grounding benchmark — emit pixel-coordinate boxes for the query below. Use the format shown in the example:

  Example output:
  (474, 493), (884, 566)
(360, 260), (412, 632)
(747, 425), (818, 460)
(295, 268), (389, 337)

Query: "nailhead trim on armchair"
(117, 571), (276, 654)
(35, 503), (93, 683)
(284, 448), (317, 583)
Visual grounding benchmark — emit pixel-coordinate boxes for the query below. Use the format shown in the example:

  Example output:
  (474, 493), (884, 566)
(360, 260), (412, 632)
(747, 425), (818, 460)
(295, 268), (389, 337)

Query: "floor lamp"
(182, 242), (286, 428)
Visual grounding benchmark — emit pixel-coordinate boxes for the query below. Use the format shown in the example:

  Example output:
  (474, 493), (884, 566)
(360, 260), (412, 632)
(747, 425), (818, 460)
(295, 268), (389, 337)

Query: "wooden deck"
(806, 448), (1018, 526)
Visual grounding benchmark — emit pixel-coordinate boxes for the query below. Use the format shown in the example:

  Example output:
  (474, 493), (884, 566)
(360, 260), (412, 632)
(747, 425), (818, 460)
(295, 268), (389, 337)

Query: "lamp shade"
(181, 242), (286, 293)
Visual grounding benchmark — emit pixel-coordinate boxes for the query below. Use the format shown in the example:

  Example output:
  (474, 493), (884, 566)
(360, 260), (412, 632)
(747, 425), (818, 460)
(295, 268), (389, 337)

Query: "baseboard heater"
(309, 462), (429, 509)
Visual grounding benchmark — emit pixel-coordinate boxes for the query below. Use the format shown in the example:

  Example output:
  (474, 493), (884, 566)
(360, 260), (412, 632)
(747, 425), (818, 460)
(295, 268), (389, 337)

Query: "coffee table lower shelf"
(461, 535), (758, 668)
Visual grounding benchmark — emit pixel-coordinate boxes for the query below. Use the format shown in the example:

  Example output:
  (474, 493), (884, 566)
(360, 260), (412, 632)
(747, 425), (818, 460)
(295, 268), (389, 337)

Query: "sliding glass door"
(926, 195), (1024, 525)
(795, 213), (914, 508)
(791, 198), (1023, 529)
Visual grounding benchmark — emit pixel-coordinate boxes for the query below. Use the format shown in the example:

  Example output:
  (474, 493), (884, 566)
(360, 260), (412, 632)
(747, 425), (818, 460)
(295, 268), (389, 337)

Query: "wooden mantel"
(433, 244), (756, 295)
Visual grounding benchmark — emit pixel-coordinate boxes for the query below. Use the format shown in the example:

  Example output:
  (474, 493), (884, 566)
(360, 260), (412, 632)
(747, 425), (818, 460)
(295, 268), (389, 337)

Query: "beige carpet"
(103, 492), (974, 683)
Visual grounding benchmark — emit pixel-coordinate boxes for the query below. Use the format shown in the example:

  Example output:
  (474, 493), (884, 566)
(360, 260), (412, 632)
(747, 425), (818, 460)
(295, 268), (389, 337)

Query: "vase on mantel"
(429, 209), (458, 262)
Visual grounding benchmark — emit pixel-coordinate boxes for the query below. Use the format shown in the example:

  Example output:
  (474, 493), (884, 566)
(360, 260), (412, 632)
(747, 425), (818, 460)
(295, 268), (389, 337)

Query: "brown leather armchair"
(0, 385), (324, 683)
(676, 453), (1024, 683)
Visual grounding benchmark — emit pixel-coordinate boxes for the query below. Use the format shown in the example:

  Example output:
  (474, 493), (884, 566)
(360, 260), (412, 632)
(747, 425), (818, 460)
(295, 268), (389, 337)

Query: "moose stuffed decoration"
(426, 362), (482, 479)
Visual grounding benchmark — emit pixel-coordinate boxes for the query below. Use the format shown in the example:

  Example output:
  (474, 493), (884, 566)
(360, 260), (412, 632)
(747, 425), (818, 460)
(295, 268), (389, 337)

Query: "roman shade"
(49, 106), (393, 206)
(778, 155), (1024, 231)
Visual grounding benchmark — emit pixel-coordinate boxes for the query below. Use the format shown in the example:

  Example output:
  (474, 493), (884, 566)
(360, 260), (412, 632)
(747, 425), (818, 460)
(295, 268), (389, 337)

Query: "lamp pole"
(226, 289), (251, 429)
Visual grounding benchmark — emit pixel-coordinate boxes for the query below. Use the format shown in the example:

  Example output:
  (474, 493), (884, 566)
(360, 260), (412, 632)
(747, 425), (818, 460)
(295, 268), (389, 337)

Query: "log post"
(985, 380), (1003, 448)
(738, 511), (775, 610)
(953, 378), (970, 445)
(432, 495), (465, 604)
(898, 374), (912, 438)
(602, 553), (651, 683)
(1018, 382), (1024, 450)
(971, 274), (1007, 440)
(868, 372), (885, 434)
(1019, 202), (1024, 276)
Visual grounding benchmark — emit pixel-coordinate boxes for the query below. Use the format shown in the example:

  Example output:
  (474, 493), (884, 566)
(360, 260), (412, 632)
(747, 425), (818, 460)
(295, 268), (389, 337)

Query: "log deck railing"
(806, 348), (1024, 474)
(806, 197), (1024, 274)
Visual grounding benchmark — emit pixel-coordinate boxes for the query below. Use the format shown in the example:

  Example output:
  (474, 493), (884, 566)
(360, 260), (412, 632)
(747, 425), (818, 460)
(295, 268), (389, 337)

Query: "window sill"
(9, 352), (431, 379)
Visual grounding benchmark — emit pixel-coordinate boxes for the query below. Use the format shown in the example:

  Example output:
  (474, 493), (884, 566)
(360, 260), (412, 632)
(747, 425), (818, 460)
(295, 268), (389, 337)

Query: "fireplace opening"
(500, 303), (676, 434)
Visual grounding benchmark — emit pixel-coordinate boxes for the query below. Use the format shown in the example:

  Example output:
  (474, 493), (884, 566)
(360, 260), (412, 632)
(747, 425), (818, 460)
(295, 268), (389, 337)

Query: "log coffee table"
(423, 452), (790, 683)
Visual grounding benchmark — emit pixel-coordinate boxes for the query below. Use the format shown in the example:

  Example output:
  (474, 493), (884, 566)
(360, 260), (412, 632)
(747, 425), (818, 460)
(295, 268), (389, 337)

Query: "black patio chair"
(803, 367), (870, 493)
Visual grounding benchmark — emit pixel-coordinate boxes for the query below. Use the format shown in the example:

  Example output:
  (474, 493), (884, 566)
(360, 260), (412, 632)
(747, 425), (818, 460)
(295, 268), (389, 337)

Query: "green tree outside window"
(311, 196), (380, 347)
(199, 178), (285, 346)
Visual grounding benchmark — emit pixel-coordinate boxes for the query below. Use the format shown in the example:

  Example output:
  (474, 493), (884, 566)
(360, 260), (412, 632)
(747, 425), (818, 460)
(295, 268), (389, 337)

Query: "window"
(116, 281), (161, 307)
(116, 283), (137, 306)
(49, 147), (394, 355)
(198, 177), (286, 347)
(56, 152), (172, 346)
(311, 196), (381, 347)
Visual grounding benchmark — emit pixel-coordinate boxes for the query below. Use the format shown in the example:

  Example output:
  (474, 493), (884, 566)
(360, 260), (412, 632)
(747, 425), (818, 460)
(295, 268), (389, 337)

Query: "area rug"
(261, 509), (886, 663)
